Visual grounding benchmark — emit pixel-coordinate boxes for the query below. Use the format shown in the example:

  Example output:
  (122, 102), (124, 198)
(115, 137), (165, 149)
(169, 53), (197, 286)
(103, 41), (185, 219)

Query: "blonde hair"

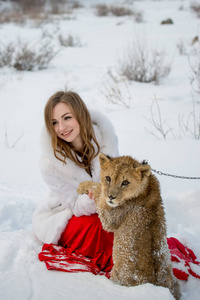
(44, 91), (100, 174)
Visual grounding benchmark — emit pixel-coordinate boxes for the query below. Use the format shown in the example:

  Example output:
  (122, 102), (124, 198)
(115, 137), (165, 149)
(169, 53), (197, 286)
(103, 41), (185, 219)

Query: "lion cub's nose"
(108, 195), (116, 201)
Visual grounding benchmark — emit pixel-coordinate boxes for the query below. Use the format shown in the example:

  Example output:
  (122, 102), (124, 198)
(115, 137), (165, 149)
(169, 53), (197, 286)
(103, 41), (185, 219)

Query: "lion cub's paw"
(77, 181), (94, 195)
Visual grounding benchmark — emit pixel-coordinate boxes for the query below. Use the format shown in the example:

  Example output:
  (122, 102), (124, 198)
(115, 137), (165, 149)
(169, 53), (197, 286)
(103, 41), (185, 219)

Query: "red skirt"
(58, 213), (114, 272)
(38, 213), (114, 277)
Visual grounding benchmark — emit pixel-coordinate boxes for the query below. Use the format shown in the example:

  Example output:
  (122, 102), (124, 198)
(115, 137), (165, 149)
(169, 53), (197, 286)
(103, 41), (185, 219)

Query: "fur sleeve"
(40, 158), (78, 210)
(40, 158), (97, 216)
(73, 194), (96, 217)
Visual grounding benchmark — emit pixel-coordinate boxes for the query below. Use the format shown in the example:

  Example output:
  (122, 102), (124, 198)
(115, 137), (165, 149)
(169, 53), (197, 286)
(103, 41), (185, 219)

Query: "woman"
(33, 91), (119, 274)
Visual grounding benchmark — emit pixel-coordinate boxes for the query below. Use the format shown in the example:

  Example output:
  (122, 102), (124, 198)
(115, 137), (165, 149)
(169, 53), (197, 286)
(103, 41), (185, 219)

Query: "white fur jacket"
(32, 110), (118, 244)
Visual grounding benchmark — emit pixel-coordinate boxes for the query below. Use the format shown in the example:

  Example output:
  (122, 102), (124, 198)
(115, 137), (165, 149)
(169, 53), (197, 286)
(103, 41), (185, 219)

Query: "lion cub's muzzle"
(107, 195), (118, 207)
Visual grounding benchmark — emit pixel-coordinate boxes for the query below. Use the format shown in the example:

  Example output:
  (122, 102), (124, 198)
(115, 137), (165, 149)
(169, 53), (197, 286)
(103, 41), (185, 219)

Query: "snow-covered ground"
(0, 0), (200, 299)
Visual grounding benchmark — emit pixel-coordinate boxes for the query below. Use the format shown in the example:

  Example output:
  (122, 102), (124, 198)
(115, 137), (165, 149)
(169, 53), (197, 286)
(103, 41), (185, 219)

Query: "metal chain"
(151, 168), (200, 180)
(141, 160), (200, 180)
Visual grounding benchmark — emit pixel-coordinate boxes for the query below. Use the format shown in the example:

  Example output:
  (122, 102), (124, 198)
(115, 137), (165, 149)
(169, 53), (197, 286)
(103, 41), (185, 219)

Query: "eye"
(64, 116), (72, 121)
(106, 176), (111, 183)
(52, 121), (58, 126)
(121, 180), (130, 186)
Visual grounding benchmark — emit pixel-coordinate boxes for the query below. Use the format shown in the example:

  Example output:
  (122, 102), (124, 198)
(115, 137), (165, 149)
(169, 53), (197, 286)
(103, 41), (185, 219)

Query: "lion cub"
(77, 153), (180, 300)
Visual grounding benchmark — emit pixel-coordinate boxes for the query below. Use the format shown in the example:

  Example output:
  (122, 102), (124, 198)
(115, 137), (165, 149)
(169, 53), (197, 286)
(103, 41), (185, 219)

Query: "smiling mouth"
(62, 130), (72, 136)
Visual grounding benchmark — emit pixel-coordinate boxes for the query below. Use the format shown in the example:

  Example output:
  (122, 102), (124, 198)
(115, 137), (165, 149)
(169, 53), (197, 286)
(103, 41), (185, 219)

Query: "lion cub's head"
(99, 153), (151, 207)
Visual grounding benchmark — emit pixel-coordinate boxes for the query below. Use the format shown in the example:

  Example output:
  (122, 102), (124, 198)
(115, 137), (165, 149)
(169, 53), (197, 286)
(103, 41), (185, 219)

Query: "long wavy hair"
(44, 91), (100, 175)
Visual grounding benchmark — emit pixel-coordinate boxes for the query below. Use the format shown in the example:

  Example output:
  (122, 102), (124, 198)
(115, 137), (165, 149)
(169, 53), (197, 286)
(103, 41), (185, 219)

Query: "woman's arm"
(40, 164), (96, 216)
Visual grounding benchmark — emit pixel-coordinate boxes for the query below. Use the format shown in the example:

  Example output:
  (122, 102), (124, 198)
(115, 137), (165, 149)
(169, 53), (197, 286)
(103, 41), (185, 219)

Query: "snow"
(0, 0), (200, 299)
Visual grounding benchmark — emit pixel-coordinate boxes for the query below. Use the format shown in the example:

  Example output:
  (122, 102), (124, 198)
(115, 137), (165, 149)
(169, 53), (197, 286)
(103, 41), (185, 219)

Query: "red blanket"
(38, 237), (200, 281)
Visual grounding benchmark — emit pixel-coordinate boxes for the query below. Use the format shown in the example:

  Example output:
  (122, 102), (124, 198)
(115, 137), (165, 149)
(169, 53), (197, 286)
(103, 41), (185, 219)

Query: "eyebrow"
(61, 112), (71, 118)
(52, 112), (72, 121)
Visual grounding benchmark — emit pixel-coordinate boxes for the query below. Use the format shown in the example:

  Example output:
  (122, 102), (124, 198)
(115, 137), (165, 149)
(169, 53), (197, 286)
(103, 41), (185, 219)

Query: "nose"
(108, 195), (116, 201)
(58, 120), (65, 132)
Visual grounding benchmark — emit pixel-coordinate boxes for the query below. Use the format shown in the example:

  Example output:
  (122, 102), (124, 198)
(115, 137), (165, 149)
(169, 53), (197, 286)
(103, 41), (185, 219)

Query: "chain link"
(141, 160), (200, 180)
(151, 168), (200, 180)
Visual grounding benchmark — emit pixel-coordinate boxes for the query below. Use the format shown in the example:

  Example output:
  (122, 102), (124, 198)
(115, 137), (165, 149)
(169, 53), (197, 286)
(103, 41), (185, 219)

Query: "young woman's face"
(52, 102), (82, 151)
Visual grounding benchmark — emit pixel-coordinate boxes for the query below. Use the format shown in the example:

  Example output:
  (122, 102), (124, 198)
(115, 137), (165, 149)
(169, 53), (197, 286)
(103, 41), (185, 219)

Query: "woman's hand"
(89, 189), (95, 200)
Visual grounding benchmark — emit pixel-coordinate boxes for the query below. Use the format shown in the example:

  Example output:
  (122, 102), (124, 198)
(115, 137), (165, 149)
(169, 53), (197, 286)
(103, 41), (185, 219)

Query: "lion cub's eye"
(106, 176), (111, 183)
(121, 180), (130, 186)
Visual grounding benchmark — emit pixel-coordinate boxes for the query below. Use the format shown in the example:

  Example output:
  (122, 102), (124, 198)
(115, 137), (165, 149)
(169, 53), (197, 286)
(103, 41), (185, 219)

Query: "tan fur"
(77, 153), (180, 300)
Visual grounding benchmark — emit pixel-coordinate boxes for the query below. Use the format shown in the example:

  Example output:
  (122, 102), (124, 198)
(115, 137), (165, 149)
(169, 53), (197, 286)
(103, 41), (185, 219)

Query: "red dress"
(38, 213), (114, 277)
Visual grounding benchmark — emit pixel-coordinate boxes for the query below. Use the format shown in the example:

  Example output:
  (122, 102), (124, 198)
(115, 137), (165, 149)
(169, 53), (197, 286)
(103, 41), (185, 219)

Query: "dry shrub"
(70, 1), (83, 9)
(12, 0), (46, 14)
(191, 2), (200, 18)
(96, 4), (133, 17)
(100, 69), (131, 108)
(133, 10), (143, 23)
(0, 4), (50, 25)
(14, 39), (58, 71)
(95, 4), (143, 22)
(176, 39), (187, 55)
(110, 6), (133, 17)
(0, 0), (76, 24)
(118, 36), (171, 84)
(0, 38), (59, 71)
(58, 34), (83, 47)
(0, 43), (15, 67)
(182, 43), (200, 140)
(48, 0), (71, 15)
(188, 41), (200, 87)
(196, 63), (200, 96)
(0, 10), (27, 24)
(96, 4), (110, 16)
(47, 0), (82, 15)
(145, 97), (175, 140)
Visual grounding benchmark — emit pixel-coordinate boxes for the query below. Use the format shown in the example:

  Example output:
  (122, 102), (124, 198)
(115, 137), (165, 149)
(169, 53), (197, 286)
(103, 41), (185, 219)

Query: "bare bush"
(5, 125), (23, 149)
(96, 4), (110, 16)
(47, 0), (82, 15)
(48, 0), (61, 14)
(0, 0), (76, 24)
(70, 1), (83, 9)
(110, 5), (133, 17)
(0, 4), (51, 25)
(145, 96), (200, 140)
(0, 38), (59, 71)
(0, 9), (27, 24)
(176, 39), (188, 55)
(191, 2), (200, 18)
(14, 39), (59, 71)
(12, 0), (46, 14)
(183, 42), (200, 139)
(133, 10), (143, 23)
(197, 63), (200, 95)
(48, 0), (72, 15)
(179, 96), (200, 139)
(145, 97), (175, 139)
(0, 43), (15, 67)
(14, 44), (38, 71)
(177, 36), (199, 56)
(100, 69), (131, 108)
(58, 34), (83, 47)
(118, 36), (171, 84)
(95, 4), (142, 21)
(188, 40), (200, 92)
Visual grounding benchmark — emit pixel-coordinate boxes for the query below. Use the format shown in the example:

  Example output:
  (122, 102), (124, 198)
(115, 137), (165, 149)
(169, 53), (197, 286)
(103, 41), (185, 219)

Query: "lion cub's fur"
(77, 153), (180, 300)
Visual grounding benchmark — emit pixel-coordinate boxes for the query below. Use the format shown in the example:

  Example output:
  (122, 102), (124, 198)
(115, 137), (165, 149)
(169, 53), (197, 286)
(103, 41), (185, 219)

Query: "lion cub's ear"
(135, 165), (151, 178)
(98, 153), (111, 166)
